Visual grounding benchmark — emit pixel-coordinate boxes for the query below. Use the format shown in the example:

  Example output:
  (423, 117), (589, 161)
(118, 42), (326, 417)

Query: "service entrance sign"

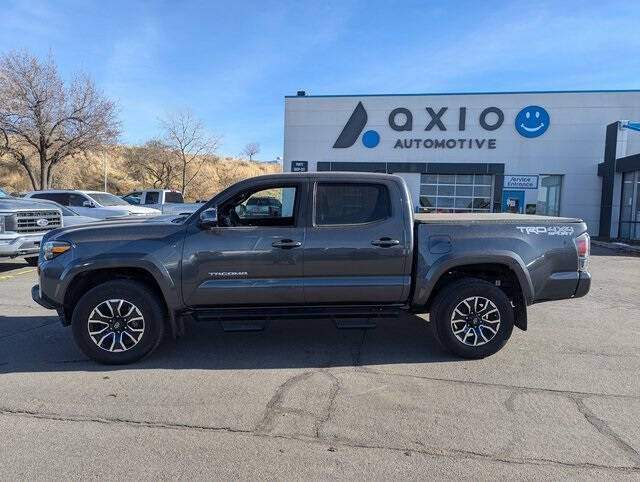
(504, 175), (538, 189)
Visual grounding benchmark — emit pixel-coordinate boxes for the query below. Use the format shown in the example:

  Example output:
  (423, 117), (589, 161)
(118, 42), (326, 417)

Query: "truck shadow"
(0, 314), (460, 373)
(0, 261), (31, 273)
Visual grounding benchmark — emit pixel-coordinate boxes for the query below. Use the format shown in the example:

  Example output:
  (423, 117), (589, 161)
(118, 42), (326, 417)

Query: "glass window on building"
(620, 170), (640, 240)
(536, 175), (562, 216)
(419, 174), (493, 213)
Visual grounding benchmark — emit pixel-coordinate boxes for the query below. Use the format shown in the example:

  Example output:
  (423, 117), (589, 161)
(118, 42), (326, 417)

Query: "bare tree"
(124, 139), (178, 189)
(160, 110), (219, 196)
(0, 51), (120, 190)
(242, 142), (260, 161)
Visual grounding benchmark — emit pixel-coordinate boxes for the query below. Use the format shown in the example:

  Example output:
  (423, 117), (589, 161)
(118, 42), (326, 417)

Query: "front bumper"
(0, 234), (43, 258)
(31, 284), (57, 310)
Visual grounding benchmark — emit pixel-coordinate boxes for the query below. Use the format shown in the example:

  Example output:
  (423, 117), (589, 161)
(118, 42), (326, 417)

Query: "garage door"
(419, 174), (493, 213)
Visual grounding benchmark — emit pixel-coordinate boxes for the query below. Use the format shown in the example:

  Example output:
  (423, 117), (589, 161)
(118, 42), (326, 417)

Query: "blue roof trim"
(285, 89), (640, 99)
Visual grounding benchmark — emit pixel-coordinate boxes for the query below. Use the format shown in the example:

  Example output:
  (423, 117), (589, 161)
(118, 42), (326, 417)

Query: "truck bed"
(414, 212), (582, 224)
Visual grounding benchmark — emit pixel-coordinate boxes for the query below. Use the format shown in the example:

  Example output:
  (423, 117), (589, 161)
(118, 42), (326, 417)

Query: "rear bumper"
(534, 270), (592, 302)
(573, 271), (591, 298)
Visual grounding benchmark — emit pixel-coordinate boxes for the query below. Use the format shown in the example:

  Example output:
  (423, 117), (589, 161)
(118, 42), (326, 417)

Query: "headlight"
(43, 241), (72, 260)
(0, 215), (5, 233)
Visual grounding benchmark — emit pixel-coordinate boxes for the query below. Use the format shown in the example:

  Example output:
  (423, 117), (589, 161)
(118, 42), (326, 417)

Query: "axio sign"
(333, 102), (550, 150)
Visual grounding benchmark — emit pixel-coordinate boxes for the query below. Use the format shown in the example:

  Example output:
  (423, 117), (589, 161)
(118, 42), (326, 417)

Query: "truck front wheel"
(71, 280), (165, 364)
(430, 278), (514, 359)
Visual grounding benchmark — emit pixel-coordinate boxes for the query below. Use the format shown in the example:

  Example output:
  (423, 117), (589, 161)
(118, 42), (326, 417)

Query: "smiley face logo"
(515, 106), (550, 138)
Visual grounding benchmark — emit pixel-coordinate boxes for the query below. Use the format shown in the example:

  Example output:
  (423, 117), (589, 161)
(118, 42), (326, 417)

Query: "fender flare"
(416, 250), (535, 307)
(60, 255), (182, 336)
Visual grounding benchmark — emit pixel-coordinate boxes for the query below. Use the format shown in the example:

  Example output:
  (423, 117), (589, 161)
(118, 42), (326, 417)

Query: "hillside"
(0, 148), (281, 201)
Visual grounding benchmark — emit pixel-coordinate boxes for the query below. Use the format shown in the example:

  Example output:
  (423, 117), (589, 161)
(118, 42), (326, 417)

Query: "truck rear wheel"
(430, 278), (514, 359)
(71, 280), (165, 364)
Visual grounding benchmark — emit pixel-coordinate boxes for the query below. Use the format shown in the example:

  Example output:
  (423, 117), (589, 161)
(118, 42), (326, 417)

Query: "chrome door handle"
(371, 237), (400, 247)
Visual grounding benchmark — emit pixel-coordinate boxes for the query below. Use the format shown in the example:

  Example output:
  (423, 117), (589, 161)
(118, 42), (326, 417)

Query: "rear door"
(303, 180), (411, 303)
(181, 180), (308, 307)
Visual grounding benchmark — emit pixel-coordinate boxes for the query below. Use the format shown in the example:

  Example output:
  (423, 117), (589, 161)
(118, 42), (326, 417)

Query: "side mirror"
(199, 207), (218, 228)
(82, 200), (95, 208)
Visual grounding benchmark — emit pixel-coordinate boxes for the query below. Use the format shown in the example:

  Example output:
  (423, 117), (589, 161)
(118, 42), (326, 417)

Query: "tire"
(430, 278), (514, 359)
(71, 280), (165, 364)
(25, 256), (38, 266)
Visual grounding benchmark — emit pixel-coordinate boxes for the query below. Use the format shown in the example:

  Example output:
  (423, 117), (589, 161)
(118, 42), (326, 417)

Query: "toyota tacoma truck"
(0, 188), (63, 266)
(32, 173), (591, 364)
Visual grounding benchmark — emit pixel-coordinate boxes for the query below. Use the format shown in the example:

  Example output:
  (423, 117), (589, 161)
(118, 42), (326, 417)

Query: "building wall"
(284, 91), (640, 235)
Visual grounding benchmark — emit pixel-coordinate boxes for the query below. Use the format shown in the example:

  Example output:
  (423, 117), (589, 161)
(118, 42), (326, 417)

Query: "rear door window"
(164, 192), (184, 203)
(314, 183), (391, 225)
(144, 192), (160, 204)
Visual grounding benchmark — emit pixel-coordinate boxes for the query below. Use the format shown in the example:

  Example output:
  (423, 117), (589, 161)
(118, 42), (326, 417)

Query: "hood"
(0, 197), (63, 213)
(45, 216), (186, 244)
(61, 215), (101, 227)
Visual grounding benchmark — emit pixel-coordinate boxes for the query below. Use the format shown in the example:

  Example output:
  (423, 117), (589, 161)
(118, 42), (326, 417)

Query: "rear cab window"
(314, 183), (391, 226)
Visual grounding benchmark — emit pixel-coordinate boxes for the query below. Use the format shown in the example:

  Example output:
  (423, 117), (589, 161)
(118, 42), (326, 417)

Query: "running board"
(190, 304), (404, 331)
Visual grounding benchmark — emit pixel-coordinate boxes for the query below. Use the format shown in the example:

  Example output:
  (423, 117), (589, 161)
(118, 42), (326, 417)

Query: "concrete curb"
(592, 240), (640, 255)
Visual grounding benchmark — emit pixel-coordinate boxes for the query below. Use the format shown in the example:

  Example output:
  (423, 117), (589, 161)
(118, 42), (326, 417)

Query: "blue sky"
(2, 1), (640, 161)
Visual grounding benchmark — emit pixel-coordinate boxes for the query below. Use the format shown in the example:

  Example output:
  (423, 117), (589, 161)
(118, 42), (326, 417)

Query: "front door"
(303, 180), (411, 304)
(182, 182), (307, 307)
(502, 190), (525, 214)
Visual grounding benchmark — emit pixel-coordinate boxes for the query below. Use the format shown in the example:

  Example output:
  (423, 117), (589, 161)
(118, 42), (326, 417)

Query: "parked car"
(0, 188), (63, 266)
(24, 190), (160, 218)
(32, 172), (591, 364)
(122, 189), (203, 215)
(243, 196), (282, 217)
(33, 200), (101, 227)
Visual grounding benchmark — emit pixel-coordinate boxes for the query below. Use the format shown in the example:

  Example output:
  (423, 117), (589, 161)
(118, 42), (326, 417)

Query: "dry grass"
(0, 148), (281, 201)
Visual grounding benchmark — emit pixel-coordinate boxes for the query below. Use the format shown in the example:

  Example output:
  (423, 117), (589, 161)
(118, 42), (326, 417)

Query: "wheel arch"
(63, 267), (179, 336)
(416, 254), (533, 331)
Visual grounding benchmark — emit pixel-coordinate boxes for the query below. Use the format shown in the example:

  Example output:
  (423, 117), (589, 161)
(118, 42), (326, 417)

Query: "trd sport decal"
(517, 226), (574, 236)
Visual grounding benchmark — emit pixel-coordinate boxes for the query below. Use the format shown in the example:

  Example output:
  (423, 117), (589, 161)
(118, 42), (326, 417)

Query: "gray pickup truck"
(32, 172), (591, 364)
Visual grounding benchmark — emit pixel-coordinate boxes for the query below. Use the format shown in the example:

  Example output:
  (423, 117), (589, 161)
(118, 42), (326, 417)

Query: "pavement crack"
(571, 396), (640, 468)
(3, 405), (639, 474)
(254, 371), (316, 434)
(352, 369), (640, 401)
(0, 407), (252, 434)
(351, 329), (367, 367)
(314, 371), (341, 438)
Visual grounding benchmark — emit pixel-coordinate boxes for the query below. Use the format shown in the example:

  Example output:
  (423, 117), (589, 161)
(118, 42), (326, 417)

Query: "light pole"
(103, 152), (107, 192)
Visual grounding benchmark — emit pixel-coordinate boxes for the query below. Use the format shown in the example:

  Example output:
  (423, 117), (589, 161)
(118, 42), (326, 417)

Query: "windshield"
(0, 188), (9, 198)
(87, 192), (130, 206)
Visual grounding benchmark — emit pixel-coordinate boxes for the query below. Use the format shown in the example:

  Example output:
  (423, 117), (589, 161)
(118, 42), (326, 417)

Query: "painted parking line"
(0, 268), (36, 281)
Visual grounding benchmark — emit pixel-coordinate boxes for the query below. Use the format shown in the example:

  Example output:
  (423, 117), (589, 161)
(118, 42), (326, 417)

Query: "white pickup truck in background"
(122, 189), (204, 215)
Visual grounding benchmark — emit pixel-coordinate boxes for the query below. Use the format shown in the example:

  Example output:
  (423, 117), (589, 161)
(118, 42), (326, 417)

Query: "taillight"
(574, 232), (590, 271)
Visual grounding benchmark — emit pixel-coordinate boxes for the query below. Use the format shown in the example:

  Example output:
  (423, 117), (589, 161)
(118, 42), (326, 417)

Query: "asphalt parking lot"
(1, 246), (639, 479)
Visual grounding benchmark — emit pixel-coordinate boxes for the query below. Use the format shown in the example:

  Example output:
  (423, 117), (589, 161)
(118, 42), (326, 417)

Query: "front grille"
(13, 210), (62, 233)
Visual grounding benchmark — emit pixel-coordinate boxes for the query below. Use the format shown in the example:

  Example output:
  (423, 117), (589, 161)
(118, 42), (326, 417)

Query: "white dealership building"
(283, 90), (640, 239)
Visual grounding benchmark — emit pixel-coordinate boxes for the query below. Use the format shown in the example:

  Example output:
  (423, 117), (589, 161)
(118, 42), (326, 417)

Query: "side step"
(190, 304), (405, 332)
